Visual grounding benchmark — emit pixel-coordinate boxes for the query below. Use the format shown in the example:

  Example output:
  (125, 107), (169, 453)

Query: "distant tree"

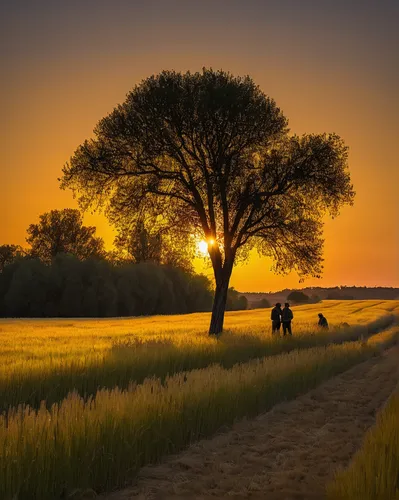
(226, 288), (248, 311)
(113, 219), (195, 273)
(287, 290), (309, 304)
(4, 258), (50, 316)
(114, 220), (162, 263)
(310, 294), (321, 304)
(26, 209), (105, 263)
(61, 69), (354, 334)
(326, 292), (354, 300)
(185, 273), (214, 312)
(252, 297), (271, 309)
(0, 244), (25, 272)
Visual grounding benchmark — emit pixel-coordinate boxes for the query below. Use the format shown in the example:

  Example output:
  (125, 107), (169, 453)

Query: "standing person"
(318, 313), (329, 329)
(271, 303), (282, 334)
(282, 302), (293, 335)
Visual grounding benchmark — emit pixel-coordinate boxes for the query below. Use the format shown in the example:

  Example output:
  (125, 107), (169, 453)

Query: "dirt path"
(104, 347), (399, 500)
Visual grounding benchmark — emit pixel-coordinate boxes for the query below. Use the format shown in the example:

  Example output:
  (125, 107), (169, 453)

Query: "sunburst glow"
(198, 239), (215, 255)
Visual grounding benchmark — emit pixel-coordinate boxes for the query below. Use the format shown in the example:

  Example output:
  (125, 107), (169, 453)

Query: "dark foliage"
(287, 290), (310, 304)
(0, 254), (213, 318)
(326, 292), (355, 300)
(26, 209), (105, 264)
(252, 297), (271, 309)
(226, 288), (248, 311)
(0, 244), (25, 272)
(112, 218), (195, 273)
(61, 69), (354, 333)
(243, 287), (399, 306)
(309, 294), (322, 304)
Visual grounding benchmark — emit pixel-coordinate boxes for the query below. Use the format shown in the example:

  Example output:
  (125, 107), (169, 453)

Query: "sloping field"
(0, 300), (398, 499)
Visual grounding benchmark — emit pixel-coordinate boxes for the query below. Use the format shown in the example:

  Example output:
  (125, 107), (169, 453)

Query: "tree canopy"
(0, 245), (25, 272)
(252, 297), (271, 309)
(287, 290), (310, 304)
(226, 288), (248, 311)
(62, 69), (354, 333)
(112, 219), (195, 273)
(0, 254), (213, 318)
(26, 209), (105, 263)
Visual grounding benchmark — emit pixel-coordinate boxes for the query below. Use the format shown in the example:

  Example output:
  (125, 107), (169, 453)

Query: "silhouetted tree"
(61, 69), (354, 334)
(4, 258), (50, 316)
(0, 255), (213, 317)
(287, 290), (309, 304)
(252, 297), (271, 309)
(113, 219), (195, 273)
(115, 220), (161, 264)
(0, 244), (25, 272)
(185, 273), (214, 312)
(26, 209), (105, 263)
(226, 288), (248, 311)
(326, 292), (354, 300)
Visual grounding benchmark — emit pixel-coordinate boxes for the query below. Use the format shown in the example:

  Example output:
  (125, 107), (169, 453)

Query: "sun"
(198, 239), (215, 255)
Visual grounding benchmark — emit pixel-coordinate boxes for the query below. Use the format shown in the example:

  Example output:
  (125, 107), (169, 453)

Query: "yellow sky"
(1, 2), (398, 291)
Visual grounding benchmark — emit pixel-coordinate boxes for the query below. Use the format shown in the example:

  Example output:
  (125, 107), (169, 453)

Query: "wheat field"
(0, 300), (397, 410)
(0, 300), (398, 499)
(327, 386), (399, 500)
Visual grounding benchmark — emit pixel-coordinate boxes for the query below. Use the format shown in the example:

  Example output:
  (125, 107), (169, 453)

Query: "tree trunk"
(208, 278), (230, 335)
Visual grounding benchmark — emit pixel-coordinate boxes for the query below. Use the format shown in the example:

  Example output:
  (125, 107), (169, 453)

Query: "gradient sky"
(1, 0), (398, 291)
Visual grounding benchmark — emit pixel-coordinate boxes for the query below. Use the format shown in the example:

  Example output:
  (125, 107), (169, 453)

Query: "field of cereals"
(0, 300), (399, 499)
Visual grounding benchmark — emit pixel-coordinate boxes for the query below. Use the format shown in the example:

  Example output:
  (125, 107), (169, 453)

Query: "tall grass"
(0, 313), (395, 411)
(327, 386), (399, 500)
(1, 326), (398, 499)
(2, 301), (397, 363)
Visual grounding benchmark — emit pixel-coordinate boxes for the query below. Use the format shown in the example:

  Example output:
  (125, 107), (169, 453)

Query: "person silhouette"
(282, 302), (293, 335)
(318, 313), (329, 329)
(271, 302), (282, 334)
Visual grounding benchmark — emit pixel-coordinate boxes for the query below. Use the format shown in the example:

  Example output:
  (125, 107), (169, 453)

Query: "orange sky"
(1, 1), (398, 291)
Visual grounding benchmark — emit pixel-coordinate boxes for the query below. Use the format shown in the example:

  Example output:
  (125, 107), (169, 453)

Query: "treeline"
(0, 254), (214, 318)
(244, 286), (399, 307)
(0, 208), (249, 317)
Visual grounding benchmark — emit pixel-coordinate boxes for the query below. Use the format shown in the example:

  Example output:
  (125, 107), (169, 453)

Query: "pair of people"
(271, 302), (293, 335)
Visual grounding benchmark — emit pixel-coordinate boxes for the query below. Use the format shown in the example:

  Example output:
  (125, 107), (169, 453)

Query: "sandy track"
(104, 347), (399, 500)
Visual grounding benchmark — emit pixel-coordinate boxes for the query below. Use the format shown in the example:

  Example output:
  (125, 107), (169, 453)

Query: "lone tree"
(26, 209), (105, 263)
(61, 69), (354, 334)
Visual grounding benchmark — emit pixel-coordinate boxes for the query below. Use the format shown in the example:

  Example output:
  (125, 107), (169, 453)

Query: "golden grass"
(327, 385), (399, 500)
(0, 301), (397, 498)
(2, 300), (397, 360)
(1, 325), (398, 499)
(0, 301), (397, 410)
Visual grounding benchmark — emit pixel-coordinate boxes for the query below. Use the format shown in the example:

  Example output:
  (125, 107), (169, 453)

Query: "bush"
(287, 290), (309, 304)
